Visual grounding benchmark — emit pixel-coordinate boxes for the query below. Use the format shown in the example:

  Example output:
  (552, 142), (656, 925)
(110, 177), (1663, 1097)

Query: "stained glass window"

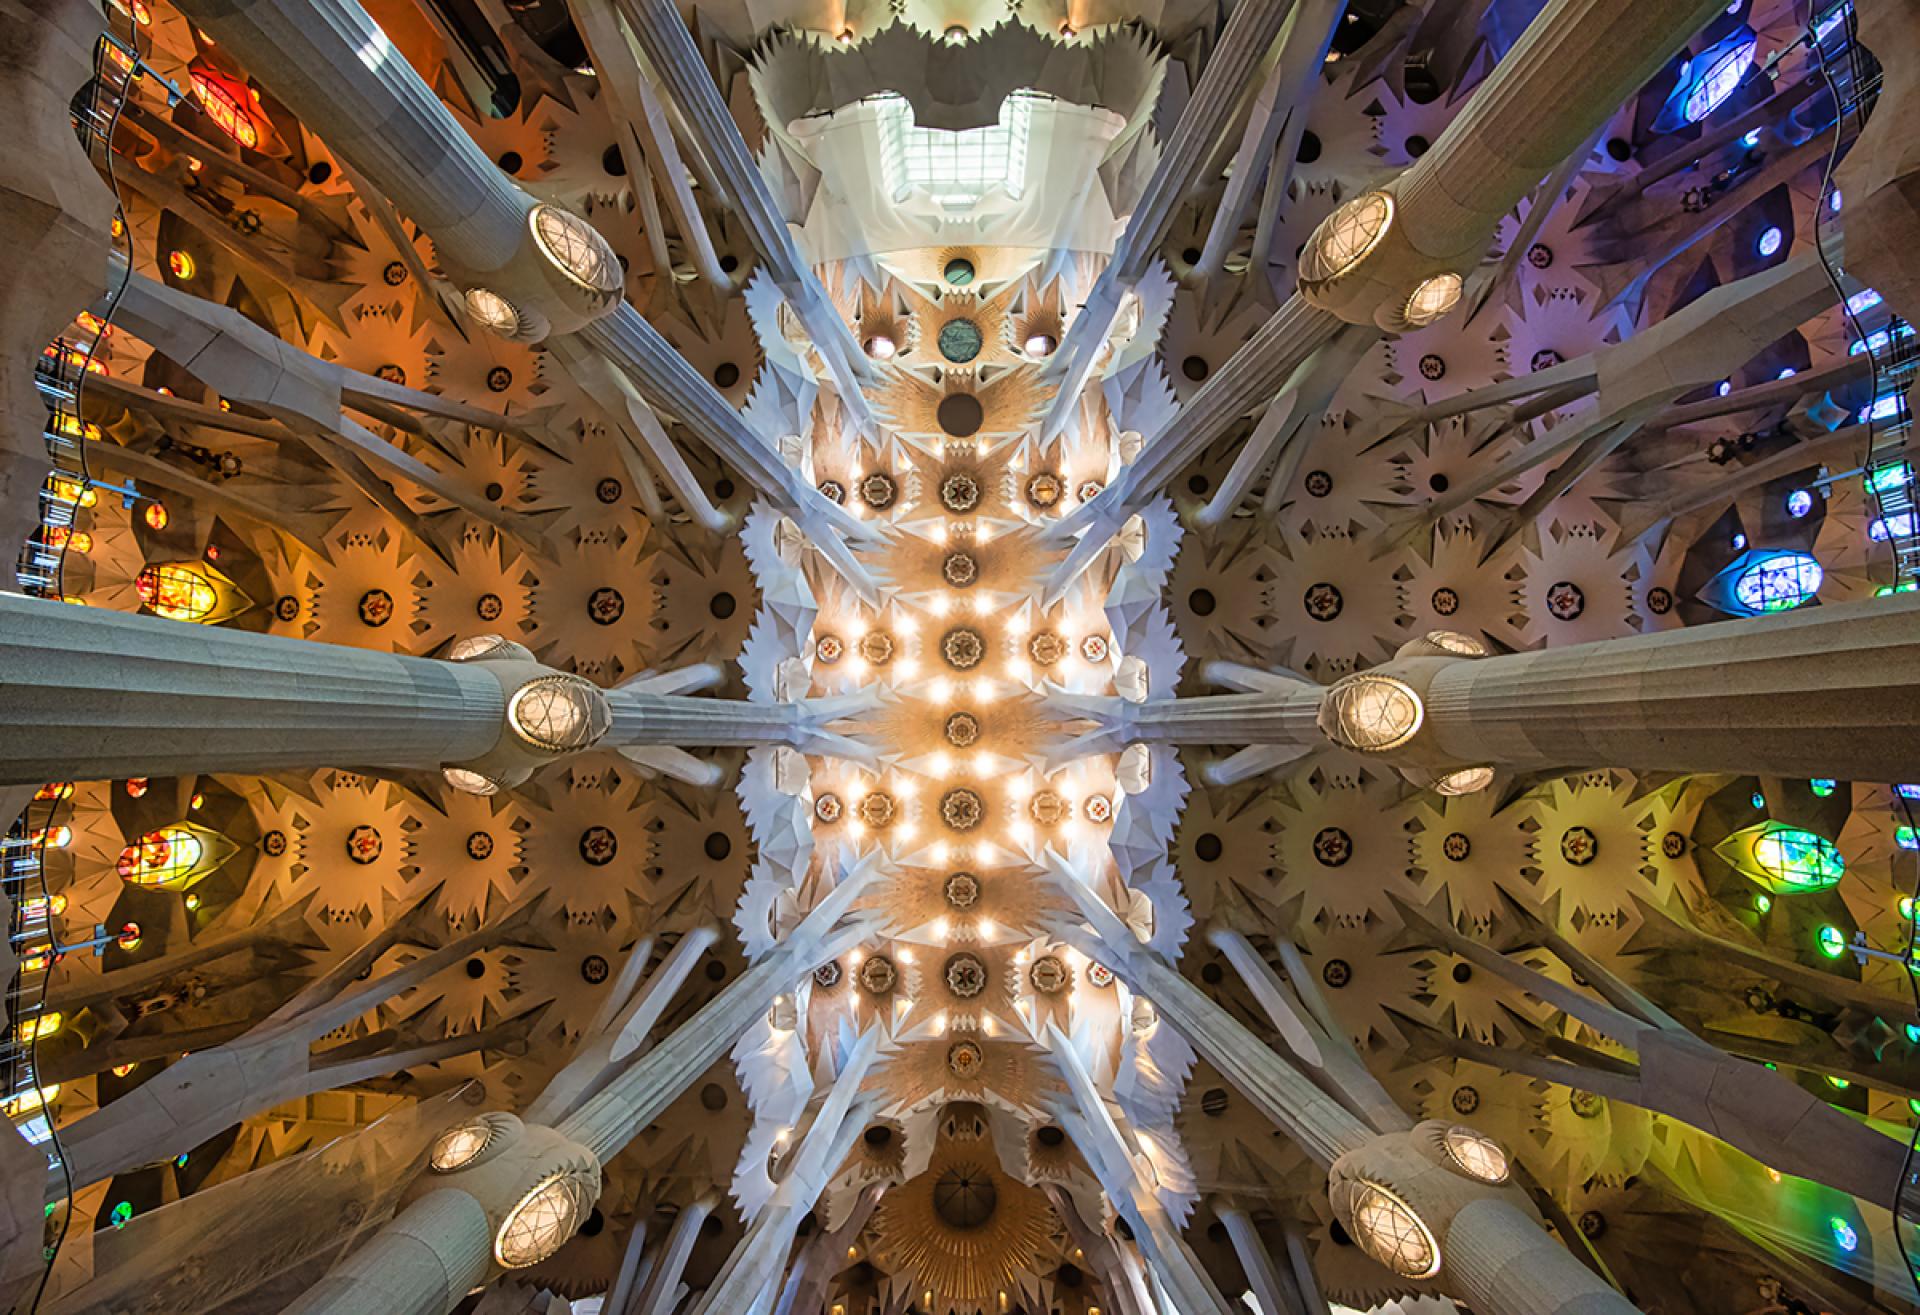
(1679, 30), (1757, 123)
(1730, 552), (1822, 612)
(872, 91), (1040, 208)
(136, 564), (219, 622)
(1716, 821), (1845, 893)
(116, 826), (205, 888)
(190, 71), (261, 148)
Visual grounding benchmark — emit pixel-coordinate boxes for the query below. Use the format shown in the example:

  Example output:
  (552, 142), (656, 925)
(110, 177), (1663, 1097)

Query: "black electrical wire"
(1806, 3), (1920, 1302)
(15, 7), (139, 1312)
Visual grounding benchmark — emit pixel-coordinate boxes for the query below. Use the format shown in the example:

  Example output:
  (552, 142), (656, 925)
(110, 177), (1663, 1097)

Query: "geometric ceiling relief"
(2, 0), (1920, 1313)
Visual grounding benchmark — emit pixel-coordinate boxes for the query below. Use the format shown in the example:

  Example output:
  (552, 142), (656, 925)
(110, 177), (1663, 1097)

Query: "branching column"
(1045, 873), (1642, 1315)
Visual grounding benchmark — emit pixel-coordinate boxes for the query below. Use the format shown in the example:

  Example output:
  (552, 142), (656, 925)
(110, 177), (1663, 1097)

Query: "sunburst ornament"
(870, 1140), (1058, 1305)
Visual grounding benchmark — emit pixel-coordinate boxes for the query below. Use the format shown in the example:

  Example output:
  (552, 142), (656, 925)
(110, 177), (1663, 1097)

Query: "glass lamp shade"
(1432, 766), (1495, 796)
(529, 204), (623, 299)
(507, 676), (612, 753)
(1402, 272), (1463, 327)
(1320, 675), (1425, 752)
(428, 1119), (498, 1172)
(464, 287), (524, 336)
(443, 767), (501, 796)
(1346, 1180), (1441, 1279)
(494, 1170), (596, 1268)
(1442, 1126), (1510, 1183)
(448, 634), (509, 662)
(1299, 192), (1393, 287)
(1425, 629), (1489, 656)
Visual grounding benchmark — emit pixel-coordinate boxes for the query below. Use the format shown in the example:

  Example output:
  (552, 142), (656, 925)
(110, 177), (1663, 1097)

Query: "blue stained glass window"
(1681, 31), (1758, 122)
(1732, 552), (1822, 611)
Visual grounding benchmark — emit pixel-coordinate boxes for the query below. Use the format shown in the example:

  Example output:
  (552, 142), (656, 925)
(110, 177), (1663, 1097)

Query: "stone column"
(1047, 877), (1644, 1315)
(1042, 0), (1303, 437)
(1214, 1200), (1306, 1315)
(611, 0), (871, 403)
(1123, 686), (1324, 749)
(0, 592), (524, 783)
(687, 1029), (883, 1315)
(631, 1195), (716, 1315)
(165, 0), (527, 274)
(556, 863), (881, 1160)
(280, 1190), (494, 1315)
(1373, 595), (1920, 780)
(1047, 1022), (1244, 1315)
(1303, 0), (1732, 329)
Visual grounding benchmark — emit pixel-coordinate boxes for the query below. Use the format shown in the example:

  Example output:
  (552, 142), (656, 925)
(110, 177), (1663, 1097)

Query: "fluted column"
(169, 0), (527, 273)
(1043, 0), (1303, 437)
(1410, 594), (1920, 779)
(0, 592), (509, 783)
(1049, 881), (1641, 1315)
(280, 1191), (493, 1315)
(170, 0), (865, 551)
(613, 0), (869, 396)
(1215, 1201), (1307, 1315)
(556, 864), (879, 1159)
(687, 1029), (882, 1315)
(632, 1195), (715, 1315)
(1124, 686), (1324, 748)
(1304, 0), (1728, 328)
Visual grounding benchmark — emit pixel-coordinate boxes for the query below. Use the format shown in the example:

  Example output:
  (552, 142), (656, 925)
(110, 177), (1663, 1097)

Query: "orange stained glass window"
(116, 827), (205, 887)
(136, 563), (217, 621)
(190, 72), (260, 148)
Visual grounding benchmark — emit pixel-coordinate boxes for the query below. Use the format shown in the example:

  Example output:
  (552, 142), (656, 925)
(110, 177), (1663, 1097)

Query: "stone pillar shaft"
(279, 1190), (493, 1315)
(1216, 1203), (1305, 1315)
(0, 592), (505, 784)
(1396, 0), (1731, 262)
(632, 1196), (714, 1315)
(1442, 1196), (1639, 1315)
(1421, 593), (1920, 778)
(607, 689), (803, 747)
(1110, 300), (1342, 516)
(165, 0), (528, 271)
(1128, 688), (1323, 748)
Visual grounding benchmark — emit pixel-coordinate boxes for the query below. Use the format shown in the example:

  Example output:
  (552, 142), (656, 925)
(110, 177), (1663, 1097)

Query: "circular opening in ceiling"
(1189, 589), (1216, 616)
(938, 320), (984, 364)
(1194, 833), (1223, 862)
(1297, 131), (1322, 164)
(1182, 355), (1211, 381)
(937, 394), (984, 437)
(601, 145), (626, 176)
(863, 1125), (893, 1148)
(944, 257), (975, 285)
(703, 831), (731, 860)
(713, 362), (740, 389)
(497, 150), (523, 175)
(933, 1168), (999, 1230)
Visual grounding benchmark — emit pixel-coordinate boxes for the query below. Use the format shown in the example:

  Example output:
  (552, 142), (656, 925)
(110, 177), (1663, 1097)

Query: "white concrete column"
(165, 0), (528, 273)
(1214, 1202), (1305, 1315)
(0, 592), (509, 783)
(279, 1190), (493, 1315)
(557, 863), (880, 1159)
(1413, 593), (1920, 779)
(632, 1196), (716, 1315)
(1123, 687), (1324, 749)
(687, 1029), (883, 1315)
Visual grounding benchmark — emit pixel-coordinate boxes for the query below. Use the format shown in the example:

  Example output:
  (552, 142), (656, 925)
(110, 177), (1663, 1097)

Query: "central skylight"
(870, 91), (1041, 209)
